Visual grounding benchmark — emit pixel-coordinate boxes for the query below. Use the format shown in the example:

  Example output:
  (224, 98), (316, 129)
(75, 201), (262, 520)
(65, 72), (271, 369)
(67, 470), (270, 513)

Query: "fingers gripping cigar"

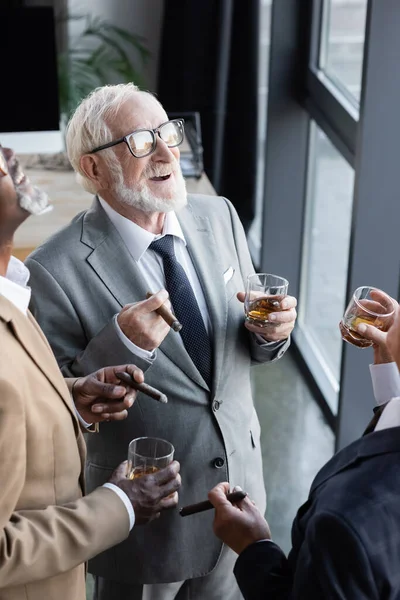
(146, 291), (182, 332)
(179, 490), (247, 516)
(115, 371), (168, 404)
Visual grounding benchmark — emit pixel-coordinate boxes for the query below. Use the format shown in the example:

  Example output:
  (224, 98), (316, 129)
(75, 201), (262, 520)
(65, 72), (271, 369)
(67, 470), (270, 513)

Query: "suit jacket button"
(213, 457), (225, 469)
(212, 400), (220, 411)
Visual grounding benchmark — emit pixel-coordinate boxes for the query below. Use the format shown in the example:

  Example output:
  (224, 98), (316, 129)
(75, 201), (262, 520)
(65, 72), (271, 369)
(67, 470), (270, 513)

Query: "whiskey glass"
(244, 273), (289, 327)
(127, 437), (174, 480)
(339, 286), (395, 348)
(0, 147), (8, 176)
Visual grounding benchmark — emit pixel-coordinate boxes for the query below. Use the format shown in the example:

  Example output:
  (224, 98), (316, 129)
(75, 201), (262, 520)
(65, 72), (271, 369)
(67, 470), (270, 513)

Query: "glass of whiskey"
(340, 286), (395, 348)
(244, 273), (289, 327)
(127, 437), (175, 480)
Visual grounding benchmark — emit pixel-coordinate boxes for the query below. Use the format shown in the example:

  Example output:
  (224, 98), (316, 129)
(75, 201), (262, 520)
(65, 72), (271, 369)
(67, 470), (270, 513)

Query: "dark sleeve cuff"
(234, 541), (291, 600)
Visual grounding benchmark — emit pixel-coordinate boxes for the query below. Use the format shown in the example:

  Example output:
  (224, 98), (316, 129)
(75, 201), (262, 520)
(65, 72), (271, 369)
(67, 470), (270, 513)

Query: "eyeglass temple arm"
(91, 137), (126, 154)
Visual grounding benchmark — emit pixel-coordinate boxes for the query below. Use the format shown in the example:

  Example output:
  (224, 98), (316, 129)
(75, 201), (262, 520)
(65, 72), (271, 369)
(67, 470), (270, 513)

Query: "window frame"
(260, 0), (400, 448)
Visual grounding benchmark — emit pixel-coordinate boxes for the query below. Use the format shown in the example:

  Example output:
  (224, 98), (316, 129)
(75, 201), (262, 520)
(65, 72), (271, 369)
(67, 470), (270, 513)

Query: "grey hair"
(65, 83), (160, 194)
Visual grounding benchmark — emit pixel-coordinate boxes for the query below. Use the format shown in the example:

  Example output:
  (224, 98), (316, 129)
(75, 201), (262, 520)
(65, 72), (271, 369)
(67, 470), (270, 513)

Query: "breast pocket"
(224, 267), (240, 302)
(226, 279), (238, 302)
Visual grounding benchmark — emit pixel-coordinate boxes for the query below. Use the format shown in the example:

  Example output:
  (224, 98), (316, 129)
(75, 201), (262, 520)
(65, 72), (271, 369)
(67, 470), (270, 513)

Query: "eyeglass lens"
(127, 121), (184, 158)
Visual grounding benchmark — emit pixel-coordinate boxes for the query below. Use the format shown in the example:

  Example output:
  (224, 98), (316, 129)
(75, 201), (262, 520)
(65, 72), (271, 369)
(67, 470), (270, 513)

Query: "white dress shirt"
(0, 257), (135, 530)
(99, 196), (276, 355)
(374, 396), (400, 431)
(370, 362), (400, 431)
(369, 362), (400, 406)
(99, 196), (212, 356)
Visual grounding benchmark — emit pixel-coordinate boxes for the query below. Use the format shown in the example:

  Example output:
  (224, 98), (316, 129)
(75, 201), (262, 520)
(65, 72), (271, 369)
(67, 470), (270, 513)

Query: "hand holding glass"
(339, 286), (395, 348)
(244, 273), (289, 327)
(127, 437), (175, 479)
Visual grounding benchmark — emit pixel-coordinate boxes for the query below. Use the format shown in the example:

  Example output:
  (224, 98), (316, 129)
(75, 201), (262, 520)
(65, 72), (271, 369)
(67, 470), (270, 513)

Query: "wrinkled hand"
(208, 482), (271, 555)
(354, 291), (397, 364)
(237, 292), (297, 342)
(109, 460), (181, 525)
(72, 364), (144, 423)
(118, 289), (171, 351)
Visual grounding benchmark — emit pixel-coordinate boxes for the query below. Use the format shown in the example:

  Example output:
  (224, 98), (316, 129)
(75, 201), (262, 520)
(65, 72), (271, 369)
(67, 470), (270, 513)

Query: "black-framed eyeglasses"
(90, 118), (185, 159)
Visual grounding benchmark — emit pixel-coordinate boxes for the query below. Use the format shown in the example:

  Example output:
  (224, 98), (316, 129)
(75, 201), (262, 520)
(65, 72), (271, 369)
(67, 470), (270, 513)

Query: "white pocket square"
(223, 266), (235, 284)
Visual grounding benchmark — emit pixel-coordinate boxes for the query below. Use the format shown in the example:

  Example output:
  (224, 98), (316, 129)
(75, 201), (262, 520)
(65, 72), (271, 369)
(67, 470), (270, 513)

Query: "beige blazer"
(0, 296), (130, 600)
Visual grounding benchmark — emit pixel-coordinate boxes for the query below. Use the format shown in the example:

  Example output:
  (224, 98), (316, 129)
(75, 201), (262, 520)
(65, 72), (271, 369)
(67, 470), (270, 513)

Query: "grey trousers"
(92, 544), (243, 600)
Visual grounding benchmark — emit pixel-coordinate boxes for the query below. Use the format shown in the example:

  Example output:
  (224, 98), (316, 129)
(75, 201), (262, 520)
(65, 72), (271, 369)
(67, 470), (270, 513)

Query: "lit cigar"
(115, 371), (168, 404)
(179, 490), (247, 517)
(146, 291), (182, 332)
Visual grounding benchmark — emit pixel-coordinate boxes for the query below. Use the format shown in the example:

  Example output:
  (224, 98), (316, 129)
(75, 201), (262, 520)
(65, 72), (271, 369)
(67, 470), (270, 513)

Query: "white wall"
(68, 0), (165, 92)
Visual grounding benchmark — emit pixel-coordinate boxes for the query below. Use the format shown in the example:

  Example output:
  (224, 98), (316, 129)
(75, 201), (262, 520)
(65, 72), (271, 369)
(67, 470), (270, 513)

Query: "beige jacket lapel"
(0, 297), (86, 490)
(0, 296), (79, 431)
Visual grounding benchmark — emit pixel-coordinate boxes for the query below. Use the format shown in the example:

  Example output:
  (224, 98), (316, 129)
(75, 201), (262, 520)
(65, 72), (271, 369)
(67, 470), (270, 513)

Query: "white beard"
(113, 160), (188, 213)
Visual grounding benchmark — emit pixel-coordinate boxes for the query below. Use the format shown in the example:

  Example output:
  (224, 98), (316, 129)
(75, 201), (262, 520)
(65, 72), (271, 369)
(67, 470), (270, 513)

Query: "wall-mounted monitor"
(0, 6), (62, 152)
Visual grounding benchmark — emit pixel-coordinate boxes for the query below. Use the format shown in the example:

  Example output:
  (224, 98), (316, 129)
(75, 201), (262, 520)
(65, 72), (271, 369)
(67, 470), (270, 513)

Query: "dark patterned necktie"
(149, 235), (212, 387)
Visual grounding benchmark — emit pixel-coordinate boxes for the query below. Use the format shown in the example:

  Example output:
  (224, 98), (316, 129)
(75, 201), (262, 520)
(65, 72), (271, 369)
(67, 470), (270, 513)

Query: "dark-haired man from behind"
(209, 305), (400, 599)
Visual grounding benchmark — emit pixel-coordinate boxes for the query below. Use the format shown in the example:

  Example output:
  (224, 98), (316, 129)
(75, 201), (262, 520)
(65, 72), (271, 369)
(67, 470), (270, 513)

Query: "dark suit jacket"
(234, 427), (400, 599)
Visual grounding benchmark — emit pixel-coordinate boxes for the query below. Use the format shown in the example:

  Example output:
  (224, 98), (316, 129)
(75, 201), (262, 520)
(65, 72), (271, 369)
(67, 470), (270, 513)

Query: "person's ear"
(80, 154), (111, 190)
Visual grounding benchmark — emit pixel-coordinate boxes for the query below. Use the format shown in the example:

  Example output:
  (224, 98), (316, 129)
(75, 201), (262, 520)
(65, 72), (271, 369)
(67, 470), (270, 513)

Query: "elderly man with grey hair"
(26, 83), (297, 600)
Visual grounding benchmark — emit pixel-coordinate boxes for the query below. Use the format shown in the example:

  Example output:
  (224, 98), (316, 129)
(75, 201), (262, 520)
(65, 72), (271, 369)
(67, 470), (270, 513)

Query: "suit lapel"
(0, 298), (86, 492)
(82, 198), (213, 390)
(0, 297), (78, 424)
(178, 204), (228, 395)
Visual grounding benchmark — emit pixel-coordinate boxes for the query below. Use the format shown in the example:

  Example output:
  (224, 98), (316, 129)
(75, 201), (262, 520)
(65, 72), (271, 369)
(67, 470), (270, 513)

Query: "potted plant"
(24, 14), (150, 171)
(58, 13), (150, 122)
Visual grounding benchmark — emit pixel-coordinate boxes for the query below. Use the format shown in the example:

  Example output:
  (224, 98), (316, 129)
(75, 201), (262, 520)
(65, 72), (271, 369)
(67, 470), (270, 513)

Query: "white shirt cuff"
(102, 483), (135, 530)
(369, 362), (400, 405)
(113, 314), (156, 360)
(74, 407), (93, 429)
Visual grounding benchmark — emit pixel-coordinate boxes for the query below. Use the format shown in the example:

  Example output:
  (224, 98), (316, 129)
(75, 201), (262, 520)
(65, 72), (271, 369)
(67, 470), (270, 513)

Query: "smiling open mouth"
(150, 174), (171, 182)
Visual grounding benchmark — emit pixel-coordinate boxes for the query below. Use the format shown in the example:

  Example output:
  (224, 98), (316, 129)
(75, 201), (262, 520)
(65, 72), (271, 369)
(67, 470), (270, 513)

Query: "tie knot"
(149, 235), (175, 260)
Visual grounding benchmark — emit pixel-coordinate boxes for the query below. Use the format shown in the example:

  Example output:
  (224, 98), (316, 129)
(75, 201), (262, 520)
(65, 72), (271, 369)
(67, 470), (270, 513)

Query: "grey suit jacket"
(26, 194), (289, 584)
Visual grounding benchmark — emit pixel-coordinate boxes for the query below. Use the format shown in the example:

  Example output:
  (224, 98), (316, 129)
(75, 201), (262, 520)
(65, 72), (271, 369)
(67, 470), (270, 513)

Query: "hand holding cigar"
(115, 371), (168, 404)
(179, 490), (247, 516)
(146, 291), (182, 332)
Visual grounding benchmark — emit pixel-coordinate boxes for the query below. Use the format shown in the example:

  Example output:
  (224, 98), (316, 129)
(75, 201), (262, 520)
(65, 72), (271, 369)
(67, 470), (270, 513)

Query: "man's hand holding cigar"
(117, 289), (175, 351)
(208, 482), (271, 555)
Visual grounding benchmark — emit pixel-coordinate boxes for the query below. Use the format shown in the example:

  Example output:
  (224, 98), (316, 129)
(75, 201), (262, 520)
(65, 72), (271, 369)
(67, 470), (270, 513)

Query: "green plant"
(58, 14), (150, 121)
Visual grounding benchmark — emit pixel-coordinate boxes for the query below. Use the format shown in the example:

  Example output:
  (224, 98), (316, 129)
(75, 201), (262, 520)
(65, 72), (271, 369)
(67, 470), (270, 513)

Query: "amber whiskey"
(128, 465), (159, 480)
(246, 296), (284, 325)
(339, 314), (383, 348)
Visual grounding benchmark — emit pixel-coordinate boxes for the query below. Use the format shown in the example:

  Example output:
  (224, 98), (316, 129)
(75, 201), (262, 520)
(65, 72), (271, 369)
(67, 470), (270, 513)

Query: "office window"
(319, 0), (368, 102)
(299, 123), (355, 411)
(248, 0), (272, 265)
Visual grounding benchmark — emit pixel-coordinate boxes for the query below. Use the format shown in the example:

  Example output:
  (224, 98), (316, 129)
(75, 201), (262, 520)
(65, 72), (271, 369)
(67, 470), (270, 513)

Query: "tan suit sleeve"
(0, 379), (130, 589)
(64, 376), (99, 433)
(64, 376), (79, 392)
